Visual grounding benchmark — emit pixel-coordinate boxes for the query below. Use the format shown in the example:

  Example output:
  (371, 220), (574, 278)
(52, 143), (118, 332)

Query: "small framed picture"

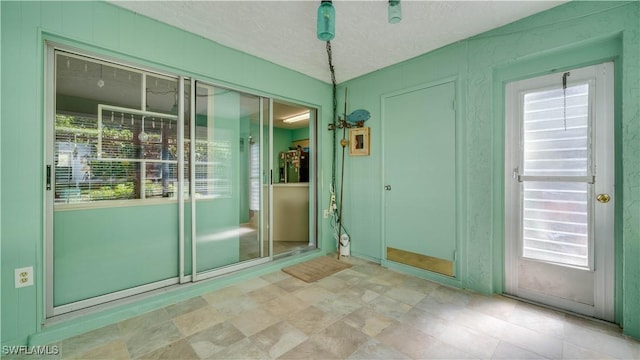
(349, 127), (370, 156)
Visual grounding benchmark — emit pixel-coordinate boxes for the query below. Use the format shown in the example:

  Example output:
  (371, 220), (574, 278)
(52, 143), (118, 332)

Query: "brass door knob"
(596, 194), (611, 203)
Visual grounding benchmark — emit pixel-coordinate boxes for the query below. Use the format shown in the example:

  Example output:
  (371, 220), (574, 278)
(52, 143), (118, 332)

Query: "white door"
(505, 62), (615, 321)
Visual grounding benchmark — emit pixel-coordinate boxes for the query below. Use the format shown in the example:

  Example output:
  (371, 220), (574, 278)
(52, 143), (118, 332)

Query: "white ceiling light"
(283, 111), (310, 123)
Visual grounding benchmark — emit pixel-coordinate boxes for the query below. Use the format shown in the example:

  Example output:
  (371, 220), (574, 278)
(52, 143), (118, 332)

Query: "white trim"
(504, 62), (615, 321)
(178, 76), (186, 284)
(593, 62), (615, 320)
(45, 45), (56, 318)
(190, 80), (197, 281)
(268, 98), (274, 258)
(52, 278), (179, 316)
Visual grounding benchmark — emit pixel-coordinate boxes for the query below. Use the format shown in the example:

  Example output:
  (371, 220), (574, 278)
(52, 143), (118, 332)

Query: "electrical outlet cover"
(15, 266), (34, 288)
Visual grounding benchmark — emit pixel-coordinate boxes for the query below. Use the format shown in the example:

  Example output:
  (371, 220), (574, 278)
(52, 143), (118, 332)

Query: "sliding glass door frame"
(189, 80), (272, 283)
(44, 42), (318, 317)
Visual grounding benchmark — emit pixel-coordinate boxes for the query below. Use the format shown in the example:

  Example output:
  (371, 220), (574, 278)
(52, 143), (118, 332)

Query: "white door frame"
(505, 62), (615, 321)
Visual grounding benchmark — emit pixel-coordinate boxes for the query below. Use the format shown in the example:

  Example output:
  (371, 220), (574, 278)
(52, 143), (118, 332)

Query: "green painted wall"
(2, 0), (638, 347)
(0, 1), (332, 347)
(292, 127), (310, 142)
(337, 1), (639, 338)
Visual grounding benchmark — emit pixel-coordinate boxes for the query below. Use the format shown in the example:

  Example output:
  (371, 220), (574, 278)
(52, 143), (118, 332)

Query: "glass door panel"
(193, 82), (267, 276)
(50, 51), (181, 313)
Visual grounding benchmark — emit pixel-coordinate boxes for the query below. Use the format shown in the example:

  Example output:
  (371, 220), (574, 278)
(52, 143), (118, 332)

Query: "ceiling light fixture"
(283, 111), (310, 124)
(388, 0), (402, 24)
(316, 0), (335, 41)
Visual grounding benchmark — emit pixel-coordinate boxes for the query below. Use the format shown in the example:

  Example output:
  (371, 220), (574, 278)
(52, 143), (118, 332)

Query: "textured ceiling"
(110, 1), (565, 84)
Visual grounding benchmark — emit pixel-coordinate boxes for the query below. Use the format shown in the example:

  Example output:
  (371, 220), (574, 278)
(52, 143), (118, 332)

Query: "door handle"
(596, 194), (610, 203)
(384, 185), (391, 191)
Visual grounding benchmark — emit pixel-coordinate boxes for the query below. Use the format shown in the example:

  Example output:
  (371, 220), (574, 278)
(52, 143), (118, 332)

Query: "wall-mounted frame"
(349, 127), (370, 156)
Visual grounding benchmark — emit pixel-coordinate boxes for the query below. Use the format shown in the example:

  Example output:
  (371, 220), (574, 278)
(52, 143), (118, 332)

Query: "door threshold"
(501, 293), (619, 328)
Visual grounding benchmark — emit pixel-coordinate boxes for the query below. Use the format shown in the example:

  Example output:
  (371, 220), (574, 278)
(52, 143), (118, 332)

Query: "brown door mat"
(282, 256), (352, 283)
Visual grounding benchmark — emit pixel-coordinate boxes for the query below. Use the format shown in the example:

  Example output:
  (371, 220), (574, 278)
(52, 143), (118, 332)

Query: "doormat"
(282, 256), (352, 283)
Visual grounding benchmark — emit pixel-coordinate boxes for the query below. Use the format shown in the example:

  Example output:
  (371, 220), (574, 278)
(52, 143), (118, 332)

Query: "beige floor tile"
(124, 321), (182, 359)
(383, 286), (427, 306)
(260, 270), (291, 284)
(48, 257), (639, 360)
(414, 293), (467, 321)
(187, 321), (245, 359)
(313, 294), (364, 317)
(500, 322), (564, 359)
(316, 274), (350, 292)
(399, 276), (440, 295)
(492, 340), (549, 359)
(563, 320), (635, 359)
(71, 340), (129, 360)
(400, 307), (448, 338)
(562, 341), (616, 360)
(333, 268), (370, 285)
(135, 339), (198, 360)
(347, 338), (410, 360)
(309, 320), (370, 359)
(60, 324), (122, 359)
(172, 305), (226, 337)
(435, 322), (500, 358)
(292, 285), (336, 305)
(248, 284), (290, 305)
(467, 293), (518, 321)
(278, 338), (341, 360)
(230, 307), (280, 337)
(507, 301), (566, 338)
(367, 295), (412, 320)
(339, 285), (381, 304)
(208, 338), (269, 360)
(453, 307), (510, 335)
(164, 296), (208, 318)
(343, 307), (397, 337)
(376, 322), (436, 359)
(234, 277), (270, 293)
(421, 339), (479, 359)
(274, 276), (311, 292)
(250, 321), (308, 359)
(287, 305), (341, 335)
(265, 293), (310, 318)
(210, 293), (260, 317)
(429, 284), (473, 306)
(119, 309), (172, 339)
(201, 285), (243, 305)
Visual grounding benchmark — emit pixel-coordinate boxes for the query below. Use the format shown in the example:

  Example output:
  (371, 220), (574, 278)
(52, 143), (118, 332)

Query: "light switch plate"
(15, 266), (34, 288)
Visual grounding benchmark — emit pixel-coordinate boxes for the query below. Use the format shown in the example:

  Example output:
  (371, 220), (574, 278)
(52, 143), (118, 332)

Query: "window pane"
(522, 84), (589, 176)
(522, 181), (589, 267)
(54, 52), (179, 204)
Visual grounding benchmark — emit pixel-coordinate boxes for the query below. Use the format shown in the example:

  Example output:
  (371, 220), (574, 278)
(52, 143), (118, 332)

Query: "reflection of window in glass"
(54, 52), (180, 205)
(355, 134), (364, 149)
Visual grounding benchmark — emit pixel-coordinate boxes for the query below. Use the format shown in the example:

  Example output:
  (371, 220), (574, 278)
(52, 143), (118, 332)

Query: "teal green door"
(383, 81), (457, 276)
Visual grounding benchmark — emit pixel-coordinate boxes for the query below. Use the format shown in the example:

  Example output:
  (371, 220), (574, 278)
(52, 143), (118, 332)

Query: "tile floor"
(19, 256), (640, 359)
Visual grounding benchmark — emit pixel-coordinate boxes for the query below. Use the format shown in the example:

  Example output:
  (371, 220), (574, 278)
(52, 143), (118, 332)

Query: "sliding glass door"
(46, 46), (316, 316)
(191, 82), (270, 280)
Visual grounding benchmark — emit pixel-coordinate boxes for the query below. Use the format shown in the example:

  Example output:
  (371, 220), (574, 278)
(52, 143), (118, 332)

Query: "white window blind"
(521, 83), (590, 267)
